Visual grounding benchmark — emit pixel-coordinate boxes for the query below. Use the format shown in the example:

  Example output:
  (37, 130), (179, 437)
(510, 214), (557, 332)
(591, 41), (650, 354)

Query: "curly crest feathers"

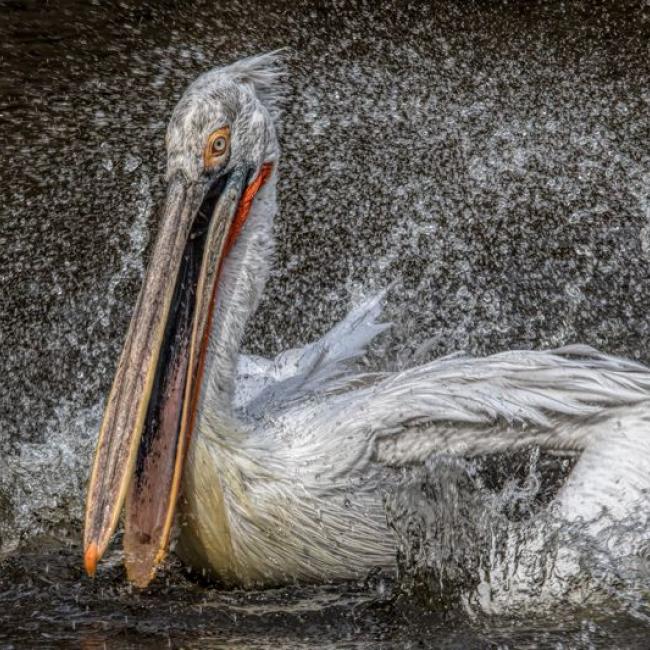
(220, 49), (288, 123)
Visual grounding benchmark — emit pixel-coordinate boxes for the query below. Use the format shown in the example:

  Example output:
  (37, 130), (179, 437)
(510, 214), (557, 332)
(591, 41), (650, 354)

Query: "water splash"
(386, 446), (649, 620)
(0, 166), (152, 556)
(0, 401), (101, 555)
(1, 2), (649, 642)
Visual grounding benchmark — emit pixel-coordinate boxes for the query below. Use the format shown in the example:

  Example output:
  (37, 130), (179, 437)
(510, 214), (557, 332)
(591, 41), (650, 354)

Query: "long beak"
(84, 163), (270, 587)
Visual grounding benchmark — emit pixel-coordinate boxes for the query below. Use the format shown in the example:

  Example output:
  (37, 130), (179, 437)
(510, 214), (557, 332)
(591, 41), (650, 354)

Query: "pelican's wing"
(358, 347), (650, 463)
(277, 345), (650, 473)
(233, 291), (390, 415)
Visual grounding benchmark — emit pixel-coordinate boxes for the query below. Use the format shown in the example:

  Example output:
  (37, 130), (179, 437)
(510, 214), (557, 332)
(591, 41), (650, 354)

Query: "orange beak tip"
(84, 542), (99, 577)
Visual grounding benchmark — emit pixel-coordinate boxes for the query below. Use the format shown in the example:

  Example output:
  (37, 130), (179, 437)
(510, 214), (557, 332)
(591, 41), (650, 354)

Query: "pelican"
(84, 52), (650, 589)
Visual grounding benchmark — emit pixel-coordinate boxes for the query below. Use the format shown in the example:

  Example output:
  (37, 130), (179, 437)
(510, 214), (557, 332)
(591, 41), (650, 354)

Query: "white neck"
(196, 169), (277, 434)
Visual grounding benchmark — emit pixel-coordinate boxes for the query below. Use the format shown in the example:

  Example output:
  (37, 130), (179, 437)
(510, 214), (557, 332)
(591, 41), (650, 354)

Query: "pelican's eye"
(212, 137), (226, 154)
(204, 127), (231, 169)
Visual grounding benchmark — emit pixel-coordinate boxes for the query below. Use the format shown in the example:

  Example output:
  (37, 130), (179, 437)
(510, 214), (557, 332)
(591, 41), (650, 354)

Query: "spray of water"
(386, 444), (649, 619)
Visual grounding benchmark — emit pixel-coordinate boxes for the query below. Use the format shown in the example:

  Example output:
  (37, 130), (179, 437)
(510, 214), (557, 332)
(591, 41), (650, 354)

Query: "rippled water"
(6, 546), (648, 649)
(1, 0), (649, 646)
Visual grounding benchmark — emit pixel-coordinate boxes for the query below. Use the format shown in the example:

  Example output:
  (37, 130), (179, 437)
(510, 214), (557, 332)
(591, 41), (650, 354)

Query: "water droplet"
(123, 153), (142, 174)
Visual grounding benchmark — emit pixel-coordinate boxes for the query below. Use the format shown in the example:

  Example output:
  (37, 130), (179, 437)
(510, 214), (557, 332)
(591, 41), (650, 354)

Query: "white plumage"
(168, 54), (650, 589)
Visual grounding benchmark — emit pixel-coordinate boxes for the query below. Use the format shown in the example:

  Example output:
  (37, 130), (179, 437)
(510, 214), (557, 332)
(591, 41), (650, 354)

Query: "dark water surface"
(5, 546), (648, 650)
(1, 0), (649, 646)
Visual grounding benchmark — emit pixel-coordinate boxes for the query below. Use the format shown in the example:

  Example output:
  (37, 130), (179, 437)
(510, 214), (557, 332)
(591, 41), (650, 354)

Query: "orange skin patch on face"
(187, 161), (274, 446)
(224, 162), (274, 258)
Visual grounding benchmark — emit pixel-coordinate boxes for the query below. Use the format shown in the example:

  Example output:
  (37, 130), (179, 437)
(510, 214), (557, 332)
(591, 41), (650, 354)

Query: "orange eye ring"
(204, 127), (231, 169)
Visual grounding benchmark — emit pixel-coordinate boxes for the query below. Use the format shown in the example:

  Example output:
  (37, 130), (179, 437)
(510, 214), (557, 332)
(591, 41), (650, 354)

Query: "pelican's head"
(83, 52), (284, 587)
(165, 55), (281, 185)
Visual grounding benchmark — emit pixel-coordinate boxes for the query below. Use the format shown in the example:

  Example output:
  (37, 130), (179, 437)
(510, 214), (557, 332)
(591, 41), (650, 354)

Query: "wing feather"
(237, 291), (650, 469)
(234, 291), (390, 415)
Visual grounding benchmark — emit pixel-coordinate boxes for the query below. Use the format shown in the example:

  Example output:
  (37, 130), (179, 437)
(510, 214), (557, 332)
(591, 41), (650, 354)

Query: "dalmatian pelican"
(84, 52), (650, 588)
